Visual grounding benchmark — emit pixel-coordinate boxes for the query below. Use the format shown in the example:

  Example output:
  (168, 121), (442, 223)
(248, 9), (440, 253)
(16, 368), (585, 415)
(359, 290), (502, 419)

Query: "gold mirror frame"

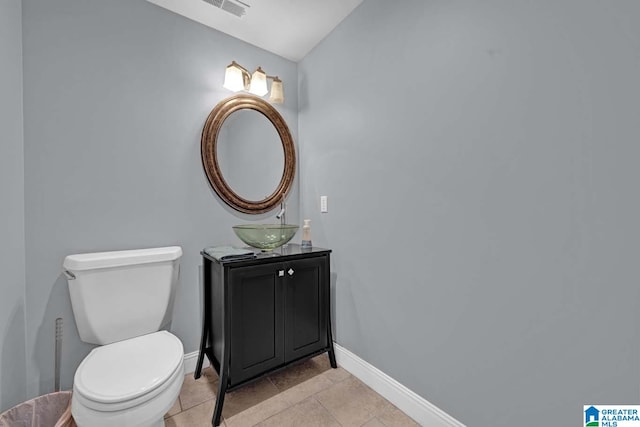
(201, 94), (296, 214)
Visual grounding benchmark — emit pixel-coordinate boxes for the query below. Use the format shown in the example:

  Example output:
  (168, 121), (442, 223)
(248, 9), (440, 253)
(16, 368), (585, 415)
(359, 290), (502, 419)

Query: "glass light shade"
(249, 67), (268, 96)
(223, 62), (245, 92)
(269, 78), (284, 104)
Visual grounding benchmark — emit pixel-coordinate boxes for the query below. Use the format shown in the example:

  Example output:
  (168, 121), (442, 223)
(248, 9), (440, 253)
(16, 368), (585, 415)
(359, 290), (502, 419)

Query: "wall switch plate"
(320, 196), (328, 213)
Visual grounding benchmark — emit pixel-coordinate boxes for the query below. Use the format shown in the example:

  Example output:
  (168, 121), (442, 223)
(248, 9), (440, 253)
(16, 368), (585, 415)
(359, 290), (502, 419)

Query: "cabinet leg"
(197, 258), (212, 380)
(212, 371), (227, 427)
(194, 333), (207, 380)
(195, 317), (209, 379)
(326, 319), (337, 369)
(327, 343), (337, 369)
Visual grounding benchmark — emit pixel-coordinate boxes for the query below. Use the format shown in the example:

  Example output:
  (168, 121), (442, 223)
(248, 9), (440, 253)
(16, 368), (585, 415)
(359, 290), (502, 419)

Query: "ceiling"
(146, 0), (364, 62)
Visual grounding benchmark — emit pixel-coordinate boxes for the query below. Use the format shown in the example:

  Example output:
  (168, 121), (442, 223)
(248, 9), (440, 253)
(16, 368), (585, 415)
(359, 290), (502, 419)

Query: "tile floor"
(164, 355), (419, 427)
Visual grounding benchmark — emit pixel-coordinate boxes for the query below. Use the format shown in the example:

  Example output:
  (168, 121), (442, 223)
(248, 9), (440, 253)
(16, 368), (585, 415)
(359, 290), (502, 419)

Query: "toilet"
(63, 246), (185, 427)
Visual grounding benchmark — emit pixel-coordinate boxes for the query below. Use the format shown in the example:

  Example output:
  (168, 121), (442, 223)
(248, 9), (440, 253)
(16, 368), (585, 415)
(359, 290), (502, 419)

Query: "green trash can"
(0, 391), (75, 427)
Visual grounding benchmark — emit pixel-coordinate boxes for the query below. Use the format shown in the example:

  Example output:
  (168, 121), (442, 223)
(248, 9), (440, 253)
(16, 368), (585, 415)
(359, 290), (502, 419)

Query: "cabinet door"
(229, 263), (284, 385)
(284, 256), (329, 362)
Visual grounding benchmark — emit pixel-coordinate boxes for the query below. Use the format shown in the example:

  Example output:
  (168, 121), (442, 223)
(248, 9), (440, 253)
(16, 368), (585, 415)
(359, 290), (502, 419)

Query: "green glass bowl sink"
(232, 224), (299, 251)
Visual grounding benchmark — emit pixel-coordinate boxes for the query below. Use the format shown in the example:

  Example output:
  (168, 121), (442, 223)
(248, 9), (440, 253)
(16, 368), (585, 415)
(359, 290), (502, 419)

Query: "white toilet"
(63, 246), (185, 427)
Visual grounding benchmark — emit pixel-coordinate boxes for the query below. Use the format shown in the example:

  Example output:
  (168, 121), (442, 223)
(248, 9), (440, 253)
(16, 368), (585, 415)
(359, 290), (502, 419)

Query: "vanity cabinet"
(195, 245), (336, 427)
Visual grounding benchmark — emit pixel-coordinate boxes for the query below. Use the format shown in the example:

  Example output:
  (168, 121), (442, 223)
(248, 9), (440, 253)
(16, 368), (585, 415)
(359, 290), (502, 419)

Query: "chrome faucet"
(275, 199), (288, 248)
(275, 200), (286, 225)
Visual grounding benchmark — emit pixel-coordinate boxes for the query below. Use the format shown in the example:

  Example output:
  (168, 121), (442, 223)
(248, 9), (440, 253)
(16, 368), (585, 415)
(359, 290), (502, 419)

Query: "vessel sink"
(232, 224), (299, 251)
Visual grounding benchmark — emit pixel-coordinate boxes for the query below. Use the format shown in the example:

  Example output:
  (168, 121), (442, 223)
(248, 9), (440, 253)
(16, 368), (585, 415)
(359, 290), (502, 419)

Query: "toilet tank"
(63, 246), (182, 345)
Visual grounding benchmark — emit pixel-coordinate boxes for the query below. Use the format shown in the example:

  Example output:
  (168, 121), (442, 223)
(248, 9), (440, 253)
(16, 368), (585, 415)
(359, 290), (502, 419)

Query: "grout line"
(265, 375), (280, 393)
(313, 394), (345, 426)
(177, 395), (183, 415)
(375, 413), (391, 427)
(241, 394), (294, 427)
(311, 398), (342, 426)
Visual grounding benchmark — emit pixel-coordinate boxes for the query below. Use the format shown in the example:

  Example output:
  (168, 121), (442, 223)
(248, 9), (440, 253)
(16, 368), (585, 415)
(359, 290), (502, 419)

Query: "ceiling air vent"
(201, 0), (247, 18)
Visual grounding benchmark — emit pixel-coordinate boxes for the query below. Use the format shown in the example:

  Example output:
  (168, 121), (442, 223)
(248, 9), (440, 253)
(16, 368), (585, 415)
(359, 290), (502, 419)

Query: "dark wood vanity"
(194, 244), (336, 427)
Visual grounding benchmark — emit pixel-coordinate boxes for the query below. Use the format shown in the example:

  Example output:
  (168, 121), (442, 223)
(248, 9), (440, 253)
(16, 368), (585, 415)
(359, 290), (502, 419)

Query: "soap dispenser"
(301, 219), (312, 248)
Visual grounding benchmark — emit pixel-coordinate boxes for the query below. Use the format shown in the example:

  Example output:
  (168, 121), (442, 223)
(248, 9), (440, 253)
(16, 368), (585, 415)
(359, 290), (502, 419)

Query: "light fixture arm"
(229, 60), (249, 74)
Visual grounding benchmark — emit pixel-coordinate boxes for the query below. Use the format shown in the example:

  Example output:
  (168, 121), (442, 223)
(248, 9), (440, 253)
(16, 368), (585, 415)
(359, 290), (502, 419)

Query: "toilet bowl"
(63, 247), (184, 427)
(71, 331), (184, 427)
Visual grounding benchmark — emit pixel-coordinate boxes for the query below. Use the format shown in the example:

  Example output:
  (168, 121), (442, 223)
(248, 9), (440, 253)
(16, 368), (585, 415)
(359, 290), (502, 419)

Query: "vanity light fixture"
(223, 61), (284, 104)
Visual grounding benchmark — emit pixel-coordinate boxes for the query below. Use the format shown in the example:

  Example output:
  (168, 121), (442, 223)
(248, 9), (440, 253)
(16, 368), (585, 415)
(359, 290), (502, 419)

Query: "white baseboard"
(183, 350), (208, 376)
(182, 345), (464, 427)
(334, 343), (465, 427)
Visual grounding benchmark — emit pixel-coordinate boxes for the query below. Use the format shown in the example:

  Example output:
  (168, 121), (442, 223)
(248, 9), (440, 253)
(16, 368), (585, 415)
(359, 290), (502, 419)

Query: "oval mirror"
(201, 94), (296, 214)
(216, 109), (284, 201)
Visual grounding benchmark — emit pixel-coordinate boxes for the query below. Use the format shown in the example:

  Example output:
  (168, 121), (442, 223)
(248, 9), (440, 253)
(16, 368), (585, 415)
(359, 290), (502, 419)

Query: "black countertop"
(201, 243), (331, 266)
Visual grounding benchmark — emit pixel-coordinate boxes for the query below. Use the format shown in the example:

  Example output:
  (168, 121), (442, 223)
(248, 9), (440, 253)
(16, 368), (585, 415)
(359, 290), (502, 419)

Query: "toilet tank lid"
(63, 246), (182, 271)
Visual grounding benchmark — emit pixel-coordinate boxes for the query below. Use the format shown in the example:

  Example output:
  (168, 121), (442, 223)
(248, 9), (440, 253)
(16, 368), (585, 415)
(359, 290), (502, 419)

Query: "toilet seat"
(74, 331), (183, 412)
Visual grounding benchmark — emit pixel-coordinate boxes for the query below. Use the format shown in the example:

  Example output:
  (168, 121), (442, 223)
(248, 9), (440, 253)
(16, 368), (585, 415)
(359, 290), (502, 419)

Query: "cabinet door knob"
(288, 268), (295, 276)
(278, 270), (285, 277)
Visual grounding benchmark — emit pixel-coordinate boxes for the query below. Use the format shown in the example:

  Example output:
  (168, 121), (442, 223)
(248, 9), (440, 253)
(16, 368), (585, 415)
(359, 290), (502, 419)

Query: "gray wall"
(299, 1), (640, 425)
(0, 0), (27, 412)
(10, 0), (640, 423)
(22, 0), (298, 396)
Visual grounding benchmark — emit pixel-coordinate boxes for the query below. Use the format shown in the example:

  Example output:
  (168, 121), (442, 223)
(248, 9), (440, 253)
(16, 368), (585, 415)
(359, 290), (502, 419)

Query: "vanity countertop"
(201, 243), (331, 266)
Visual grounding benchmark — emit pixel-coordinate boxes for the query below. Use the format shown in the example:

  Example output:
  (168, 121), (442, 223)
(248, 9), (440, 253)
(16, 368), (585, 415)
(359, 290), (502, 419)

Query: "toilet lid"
(74, 331), (183, 404)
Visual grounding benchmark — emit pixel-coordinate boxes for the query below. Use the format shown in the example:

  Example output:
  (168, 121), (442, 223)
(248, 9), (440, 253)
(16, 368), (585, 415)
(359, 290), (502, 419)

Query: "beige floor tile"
(165, 399), (223, 427)
(278, 372), (335, 405)
(361, 419), (387, 427)
(376, 405), (420, 427)
(321, 366), (352, 383)
(268, 355), (333, 392)
(256, 397), (340, 427)
(166, 360), (416, 427)
(315, 377), (391, 426)
(221, 377), (281, 419)
(164, 398), (182, 418)
(199, 366), (221, 382)
(225, 394), (291, 427)
(310, 353), (334, 371)
(179, 367), (219, 411)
